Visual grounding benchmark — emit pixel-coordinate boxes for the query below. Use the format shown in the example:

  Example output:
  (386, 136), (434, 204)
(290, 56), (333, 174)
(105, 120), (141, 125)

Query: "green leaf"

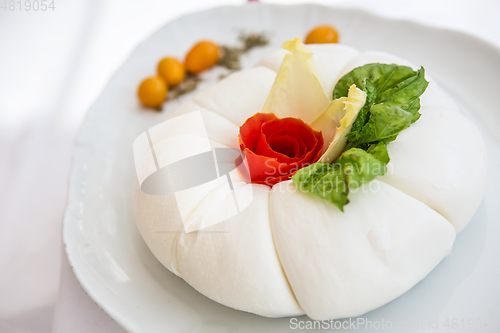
(372, 65), (416, 94)
(333, 63), (399, 99)
(366, 142), (390, 164)
(338, 148), (387, 189)
(336, 64), (428, 148)
(292, 149), (386, 211)
(292, 162), (349, 211)
(379, 67), (428, 123)
(348, 104), (413, 147)
(349, 80), (376, 135)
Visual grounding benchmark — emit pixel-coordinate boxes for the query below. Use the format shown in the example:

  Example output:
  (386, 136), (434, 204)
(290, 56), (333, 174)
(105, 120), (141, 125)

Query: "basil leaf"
(366, 142), (390, 164)
(332, 63), (399, 98)
(379, 67), (428, 123)
(292, 162), (349, 211)
(339, 148), (387, 189)
(292, 149), (386, 211)
(347, 104), (413, 147)
(372, 65), (417, 95)
(339, 64), (428, 149)
(349, 80), (376, 135)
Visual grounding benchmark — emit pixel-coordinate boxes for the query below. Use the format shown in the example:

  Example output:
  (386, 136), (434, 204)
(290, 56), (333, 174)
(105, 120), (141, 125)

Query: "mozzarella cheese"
(133, 43), (486, 319)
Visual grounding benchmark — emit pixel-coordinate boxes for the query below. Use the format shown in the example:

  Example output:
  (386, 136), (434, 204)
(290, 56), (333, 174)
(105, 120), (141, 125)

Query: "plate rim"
(62, 3), (500, 332)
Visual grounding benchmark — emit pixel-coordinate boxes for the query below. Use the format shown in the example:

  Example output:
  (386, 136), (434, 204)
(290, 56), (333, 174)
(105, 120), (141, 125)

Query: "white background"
(0, 0), (499, 332)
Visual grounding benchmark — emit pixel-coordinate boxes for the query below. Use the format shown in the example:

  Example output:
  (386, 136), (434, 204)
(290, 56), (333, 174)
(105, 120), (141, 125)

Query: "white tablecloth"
(0, 1), (499, 332)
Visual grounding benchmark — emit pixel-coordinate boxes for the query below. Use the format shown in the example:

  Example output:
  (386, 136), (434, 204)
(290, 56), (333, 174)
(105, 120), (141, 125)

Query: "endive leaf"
(310, 85), (366, 163)
(262, 38), (330, 123)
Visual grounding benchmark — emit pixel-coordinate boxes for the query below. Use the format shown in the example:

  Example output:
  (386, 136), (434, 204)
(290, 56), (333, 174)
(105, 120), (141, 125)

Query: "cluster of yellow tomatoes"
(137, 24), (338, 109)
(137, 41), (220, 108)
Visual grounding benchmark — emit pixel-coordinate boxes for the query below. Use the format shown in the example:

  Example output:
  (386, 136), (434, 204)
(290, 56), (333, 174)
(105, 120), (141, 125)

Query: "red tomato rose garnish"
(238, 113), (324, 186)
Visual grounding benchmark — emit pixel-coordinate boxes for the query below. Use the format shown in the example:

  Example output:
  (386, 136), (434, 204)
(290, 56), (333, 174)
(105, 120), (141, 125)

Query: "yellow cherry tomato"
(137, 76), (167, 108)
(185, 40), (220, 74)
(157, 57), (185, 87)
(305, 25), (339, 44)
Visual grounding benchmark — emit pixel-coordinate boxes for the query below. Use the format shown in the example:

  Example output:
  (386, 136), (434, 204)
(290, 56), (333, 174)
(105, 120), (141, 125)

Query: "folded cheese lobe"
(175, 184), (304, 317)
(167, 101), (239, 149)
(192, 67), (276, 126)
(133, 109), (240, 275)
(339, 51), (460, 113)
(379, 106), (487, 233)
(307, 44), (361, 96)
(134, 185), (184, 276)
(270, 180), (456, 320)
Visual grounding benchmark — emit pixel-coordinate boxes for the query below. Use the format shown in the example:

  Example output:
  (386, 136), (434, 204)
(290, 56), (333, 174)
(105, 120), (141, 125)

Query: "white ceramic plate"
(63, 3), (500, 332)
